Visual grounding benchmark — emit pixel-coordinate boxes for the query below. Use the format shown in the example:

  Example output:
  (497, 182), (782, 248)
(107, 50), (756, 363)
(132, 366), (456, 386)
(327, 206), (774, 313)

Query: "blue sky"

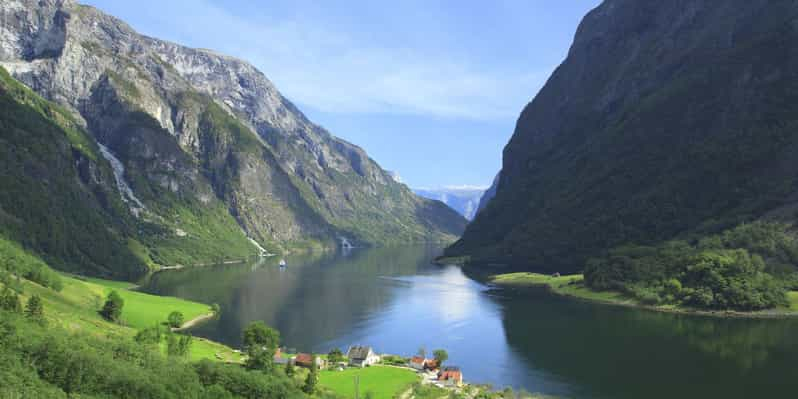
(82, 0), (600, 188)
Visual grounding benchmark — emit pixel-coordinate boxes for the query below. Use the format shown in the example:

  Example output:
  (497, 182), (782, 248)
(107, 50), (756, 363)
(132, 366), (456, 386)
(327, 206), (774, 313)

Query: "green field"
(319, 366), (419, 399)
(84, 276), (210, 330)
(13, 273), (242, 363)
(789, 292), (798, 311)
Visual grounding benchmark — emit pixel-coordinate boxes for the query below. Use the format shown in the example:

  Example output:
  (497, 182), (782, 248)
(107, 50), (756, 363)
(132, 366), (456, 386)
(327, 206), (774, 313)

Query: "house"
(346, 346), (380, 367)
(294, 353), (326, 369)
(273, 348), (294, 365)
(409, 356), (428, 370)
(438, 366), (463, 387)
(424, 359), (439, 371)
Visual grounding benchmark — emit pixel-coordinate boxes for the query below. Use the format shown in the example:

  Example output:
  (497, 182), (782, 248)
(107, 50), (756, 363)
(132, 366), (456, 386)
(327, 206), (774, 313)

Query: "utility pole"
(354, 375), (360, 399)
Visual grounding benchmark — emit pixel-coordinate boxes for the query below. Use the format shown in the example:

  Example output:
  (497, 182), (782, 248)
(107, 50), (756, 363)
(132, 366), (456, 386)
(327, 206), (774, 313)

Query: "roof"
(295, 353), (313, 364)
(347, 346), (373, 360)
(410, 356), (426, 364)
(439, 370), (462, 381)
(442, 366), (460, 372)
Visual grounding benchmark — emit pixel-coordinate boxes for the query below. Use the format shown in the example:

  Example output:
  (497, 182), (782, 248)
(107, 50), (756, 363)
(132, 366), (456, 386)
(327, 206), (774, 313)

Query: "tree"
(100, 290), (124, 322)
(302, 355), (318, 394)
(433, 349), (448, 367)
(285, 361), (295, 377)
(242, 321), (280, 371)
(135, 323), (163, 345)
(167, 311), (185, 328)
(328, 347), (344, 364)
(0, 287), (22, 313)
(166, 333), (192, 358)
(25, 294), (44, 324)
(211, 303), (221, 315)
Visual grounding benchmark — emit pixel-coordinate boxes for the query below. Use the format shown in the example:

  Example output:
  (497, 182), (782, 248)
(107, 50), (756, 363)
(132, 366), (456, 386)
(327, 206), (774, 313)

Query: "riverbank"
(488, 272), (798, 318)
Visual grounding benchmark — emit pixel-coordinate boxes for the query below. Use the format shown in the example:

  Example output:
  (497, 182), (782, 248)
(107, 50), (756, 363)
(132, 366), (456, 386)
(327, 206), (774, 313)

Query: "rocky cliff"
(0, 0), (465, 277)
(447, 0), (798, 273)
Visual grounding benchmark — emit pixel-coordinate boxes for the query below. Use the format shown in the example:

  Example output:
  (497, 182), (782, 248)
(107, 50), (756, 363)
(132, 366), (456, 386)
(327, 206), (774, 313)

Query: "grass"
(789, 291), (798, 311)
(319, 366), (419, 399)
(10, 272), (242, 363)
(491, 272), (798, 316)
(84, 276), (209, 330)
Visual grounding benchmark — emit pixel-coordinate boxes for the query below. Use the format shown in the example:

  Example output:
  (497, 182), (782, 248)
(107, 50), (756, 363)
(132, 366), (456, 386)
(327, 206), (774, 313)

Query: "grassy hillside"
(0, 237), (319, 398)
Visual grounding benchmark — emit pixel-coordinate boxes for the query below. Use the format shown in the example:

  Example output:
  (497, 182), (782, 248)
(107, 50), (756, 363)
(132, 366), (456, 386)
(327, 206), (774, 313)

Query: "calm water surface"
(140, 246), (798, 398)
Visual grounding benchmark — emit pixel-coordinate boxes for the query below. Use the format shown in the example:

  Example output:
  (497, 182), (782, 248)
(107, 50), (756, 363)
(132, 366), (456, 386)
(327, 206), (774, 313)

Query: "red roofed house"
(409, 356), (427, 370)
(294, 353), (326, 369)
(438, 366), (463, 387)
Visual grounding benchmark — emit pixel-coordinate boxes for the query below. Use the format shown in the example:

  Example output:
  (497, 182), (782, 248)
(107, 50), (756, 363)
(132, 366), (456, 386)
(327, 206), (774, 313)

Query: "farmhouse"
(346, 346), (380, 367)
(409, 356), (428, 370)
(273, 348), (294, 365)
(438, 366), (463, 387)
(294, 353), (326, 369)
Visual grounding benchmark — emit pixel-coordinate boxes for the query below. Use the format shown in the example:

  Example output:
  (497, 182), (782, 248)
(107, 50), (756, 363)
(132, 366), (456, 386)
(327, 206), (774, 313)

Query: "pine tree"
(24, 294), (44, 324)
(302, 355), (318, 394)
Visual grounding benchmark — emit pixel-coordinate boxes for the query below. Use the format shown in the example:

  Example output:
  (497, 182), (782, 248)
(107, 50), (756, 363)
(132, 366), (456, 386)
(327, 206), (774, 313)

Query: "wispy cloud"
(127, 0), (551, 121)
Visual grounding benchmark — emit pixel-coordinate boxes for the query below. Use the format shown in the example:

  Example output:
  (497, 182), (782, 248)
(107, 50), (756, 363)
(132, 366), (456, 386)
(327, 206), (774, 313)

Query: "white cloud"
(128, 0), (552, 121)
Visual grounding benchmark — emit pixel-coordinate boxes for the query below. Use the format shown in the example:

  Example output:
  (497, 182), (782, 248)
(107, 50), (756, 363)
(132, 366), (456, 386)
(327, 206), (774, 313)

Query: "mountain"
(475, 173), (500, 215)
(414, 187), (486, 220)
(447, 0), (798, 273)
(0, 0), (466, 278)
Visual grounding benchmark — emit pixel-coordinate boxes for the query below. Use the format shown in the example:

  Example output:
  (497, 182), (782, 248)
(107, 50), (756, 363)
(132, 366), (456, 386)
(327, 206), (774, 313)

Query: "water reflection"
(141, 246), (798, 398)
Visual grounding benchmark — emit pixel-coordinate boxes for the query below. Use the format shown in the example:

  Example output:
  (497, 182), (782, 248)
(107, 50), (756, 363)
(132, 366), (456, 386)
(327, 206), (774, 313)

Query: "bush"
(100, 291), (124, 322)
(168, 311), (185, 328)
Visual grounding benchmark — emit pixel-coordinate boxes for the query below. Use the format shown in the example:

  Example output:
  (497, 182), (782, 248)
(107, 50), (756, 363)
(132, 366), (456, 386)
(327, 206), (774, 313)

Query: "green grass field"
(85, 277), (210, 330)
(13, 273), (242, 363)
(319, 366), (419, 399)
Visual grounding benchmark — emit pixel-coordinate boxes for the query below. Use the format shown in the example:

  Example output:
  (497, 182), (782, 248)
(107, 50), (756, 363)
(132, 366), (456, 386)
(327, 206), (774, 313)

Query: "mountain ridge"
(447, 0), (798, 273)
(0, 0), (466, 278)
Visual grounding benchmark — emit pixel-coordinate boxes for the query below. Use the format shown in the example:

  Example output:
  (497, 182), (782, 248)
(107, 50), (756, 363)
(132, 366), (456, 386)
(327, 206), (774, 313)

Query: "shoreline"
(480, 271), (798, 319)
(173, 312), (216, 332)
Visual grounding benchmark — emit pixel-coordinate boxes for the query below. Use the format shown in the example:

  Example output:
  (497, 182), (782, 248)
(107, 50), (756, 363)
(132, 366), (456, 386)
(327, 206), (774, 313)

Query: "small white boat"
(279, 259), (287, 267)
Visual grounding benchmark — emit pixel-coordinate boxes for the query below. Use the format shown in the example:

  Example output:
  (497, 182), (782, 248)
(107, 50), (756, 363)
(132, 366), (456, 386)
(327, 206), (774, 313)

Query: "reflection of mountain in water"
(141, 246), (436, 349)
(495, 294), (798, 399)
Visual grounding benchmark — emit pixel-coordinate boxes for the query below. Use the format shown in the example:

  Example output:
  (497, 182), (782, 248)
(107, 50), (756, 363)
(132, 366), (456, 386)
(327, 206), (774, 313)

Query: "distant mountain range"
(414, 187), (487, 220)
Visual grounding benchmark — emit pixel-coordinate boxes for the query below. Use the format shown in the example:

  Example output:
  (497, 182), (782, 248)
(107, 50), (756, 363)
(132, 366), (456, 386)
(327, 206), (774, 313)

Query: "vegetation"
(24, 294), (45, 324)
(168, 310), (185, 328)
(100, 290), (125, 322)
(584, 222), (796, 311)
(327, 347), (345, 364)
(243, 321), (280, 372)
(447, 1), (798, 278)
(303, 355), (319, 394)
(318, 365), (418, 399)
(0, 242), (308, 398)
(433, 349), (449, 366)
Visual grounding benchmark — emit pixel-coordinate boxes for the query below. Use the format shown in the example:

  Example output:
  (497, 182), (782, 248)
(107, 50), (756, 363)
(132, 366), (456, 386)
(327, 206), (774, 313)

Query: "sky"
(82, 0), (601, 189)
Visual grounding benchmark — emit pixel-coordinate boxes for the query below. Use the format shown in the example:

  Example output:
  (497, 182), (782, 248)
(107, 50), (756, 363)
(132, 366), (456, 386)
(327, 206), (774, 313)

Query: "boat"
(279, 259), (287, 268)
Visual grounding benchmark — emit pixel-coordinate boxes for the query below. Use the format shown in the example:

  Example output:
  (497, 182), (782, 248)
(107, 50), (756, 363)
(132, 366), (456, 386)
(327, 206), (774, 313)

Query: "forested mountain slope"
(0, 0), (465, 278)
(447, 0), (798, 273)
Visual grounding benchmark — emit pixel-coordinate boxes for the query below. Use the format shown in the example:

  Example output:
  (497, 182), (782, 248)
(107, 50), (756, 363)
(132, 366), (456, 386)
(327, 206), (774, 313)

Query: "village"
(269, 344), (466, 393)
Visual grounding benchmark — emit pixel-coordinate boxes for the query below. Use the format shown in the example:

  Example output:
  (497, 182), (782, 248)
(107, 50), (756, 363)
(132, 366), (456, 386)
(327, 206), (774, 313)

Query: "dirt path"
(172, 312), (215, 332)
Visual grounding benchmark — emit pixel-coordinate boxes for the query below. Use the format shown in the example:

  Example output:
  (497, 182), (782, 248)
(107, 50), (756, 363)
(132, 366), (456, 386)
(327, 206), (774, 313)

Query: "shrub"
(100, 291), (124, 322)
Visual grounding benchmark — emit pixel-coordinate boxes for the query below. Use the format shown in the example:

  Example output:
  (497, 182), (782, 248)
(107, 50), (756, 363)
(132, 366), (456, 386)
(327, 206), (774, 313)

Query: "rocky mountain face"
(414, 187), (486, 220)
(475, 173), (500, 215)
(447, 0), (798, 273)
(0, 0), (465, 278)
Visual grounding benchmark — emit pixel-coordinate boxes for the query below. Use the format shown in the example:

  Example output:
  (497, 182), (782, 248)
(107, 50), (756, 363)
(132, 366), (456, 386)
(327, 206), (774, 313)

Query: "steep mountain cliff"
(0, 0), (465, 277)
(447, 0), (798, 273)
